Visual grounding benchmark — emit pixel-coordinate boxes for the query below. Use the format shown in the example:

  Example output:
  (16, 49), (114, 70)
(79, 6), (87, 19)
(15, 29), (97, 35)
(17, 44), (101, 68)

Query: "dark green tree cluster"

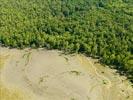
(0, 0), (133, 82)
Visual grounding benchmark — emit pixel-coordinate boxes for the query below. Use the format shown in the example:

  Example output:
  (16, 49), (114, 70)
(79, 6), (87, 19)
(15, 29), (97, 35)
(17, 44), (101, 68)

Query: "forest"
(0, 0), (133, 82)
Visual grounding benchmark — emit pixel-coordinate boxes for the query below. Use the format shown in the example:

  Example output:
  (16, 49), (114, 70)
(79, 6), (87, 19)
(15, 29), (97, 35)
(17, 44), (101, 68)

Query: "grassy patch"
(23, 52), (32, 66)
(102, 80), (108, 85)
(0, 55), (9, 70)
(0, 84), (29, 100)
(69, 71), (81, 76)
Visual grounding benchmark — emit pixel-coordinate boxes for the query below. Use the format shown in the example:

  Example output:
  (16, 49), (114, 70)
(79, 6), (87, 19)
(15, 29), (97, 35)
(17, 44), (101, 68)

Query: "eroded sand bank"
(0, 47), (133, 100)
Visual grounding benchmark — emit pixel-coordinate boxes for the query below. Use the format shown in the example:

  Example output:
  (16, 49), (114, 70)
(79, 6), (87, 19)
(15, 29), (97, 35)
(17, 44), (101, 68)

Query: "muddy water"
(0, 47), (133, 100)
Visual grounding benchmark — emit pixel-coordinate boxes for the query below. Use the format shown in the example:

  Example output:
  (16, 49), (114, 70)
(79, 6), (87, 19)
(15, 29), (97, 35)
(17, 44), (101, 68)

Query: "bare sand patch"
(0, 47), (133, 100)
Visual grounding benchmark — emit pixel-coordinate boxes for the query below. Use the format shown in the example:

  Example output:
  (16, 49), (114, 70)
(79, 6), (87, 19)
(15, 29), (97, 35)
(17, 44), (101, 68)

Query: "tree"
(75, 43), (80, 53)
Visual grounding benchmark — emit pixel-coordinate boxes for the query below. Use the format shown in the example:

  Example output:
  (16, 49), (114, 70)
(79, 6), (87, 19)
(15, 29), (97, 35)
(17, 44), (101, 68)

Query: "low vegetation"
(0, 83), (28, 100)
(0, 0), (133, 82)
(0, 55), (8, 69)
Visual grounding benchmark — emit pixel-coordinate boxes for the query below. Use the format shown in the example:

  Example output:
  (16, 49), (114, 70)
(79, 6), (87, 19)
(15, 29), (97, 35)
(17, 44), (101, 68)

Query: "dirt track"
(0, 47), (133, 100)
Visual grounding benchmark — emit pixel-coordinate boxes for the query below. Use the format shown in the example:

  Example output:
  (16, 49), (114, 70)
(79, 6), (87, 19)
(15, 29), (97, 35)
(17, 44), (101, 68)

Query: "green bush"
(0, 0), (133, 82)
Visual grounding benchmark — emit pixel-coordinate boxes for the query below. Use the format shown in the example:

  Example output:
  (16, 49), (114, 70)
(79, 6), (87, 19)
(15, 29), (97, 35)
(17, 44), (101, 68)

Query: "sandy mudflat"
(0, 47), (133, 100)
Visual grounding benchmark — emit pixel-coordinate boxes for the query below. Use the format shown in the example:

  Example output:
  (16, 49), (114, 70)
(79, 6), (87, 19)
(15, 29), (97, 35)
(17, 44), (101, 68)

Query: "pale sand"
(0, 47), (133, 100)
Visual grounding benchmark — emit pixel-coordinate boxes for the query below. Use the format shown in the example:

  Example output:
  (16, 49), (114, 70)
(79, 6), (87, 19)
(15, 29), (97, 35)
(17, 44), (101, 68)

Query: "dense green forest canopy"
(0, 0), (133, 82)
